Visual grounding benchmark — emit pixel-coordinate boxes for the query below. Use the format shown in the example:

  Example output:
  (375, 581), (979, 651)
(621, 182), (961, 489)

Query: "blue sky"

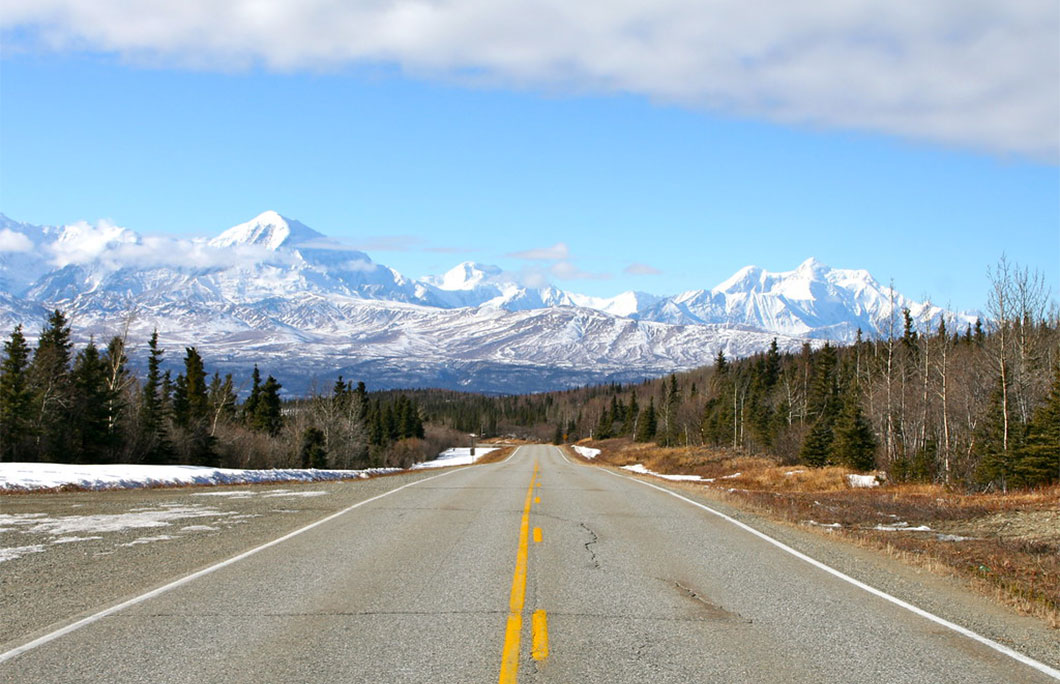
(1, 2), (1057, 313)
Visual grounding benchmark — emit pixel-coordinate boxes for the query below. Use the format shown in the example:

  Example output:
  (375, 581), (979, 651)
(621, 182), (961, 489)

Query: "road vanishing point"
(2, 445), (1058, 683)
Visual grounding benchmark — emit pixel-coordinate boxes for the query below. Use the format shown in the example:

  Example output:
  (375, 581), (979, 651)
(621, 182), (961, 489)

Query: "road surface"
(2, 445), (1057, 682)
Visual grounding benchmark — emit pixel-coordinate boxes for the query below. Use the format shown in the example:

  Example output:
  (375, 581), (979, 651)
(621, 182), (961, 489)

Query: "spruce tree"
(300, 427), (328, 468)
(635, 396), (657, 442)
(140, 330), (173, 464)
(71, 339), (112, 463)
(621, 392), (639, 437)
(594, 406), (612, 440)
(29, 310), (74, 461)
(974, 377), (1017, 491)
(1015, 363), (1060, 487)
(243, 365), (262, 426)
(830, 385), (877, 470)
(0, 325), (34, 462)
(251, 375), (283, 436)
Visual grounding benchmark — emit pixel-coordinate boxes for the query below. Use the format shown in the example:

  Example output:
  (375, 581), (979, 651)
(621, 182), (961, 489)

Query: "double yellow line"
(498, 462), (548, 683)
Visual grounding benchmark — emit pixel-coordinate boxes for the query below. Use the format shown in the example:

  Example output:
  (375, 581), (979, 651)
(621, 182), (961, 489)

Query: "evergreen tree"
(140, 330), (173, 464)
(830, 385), (877, 470)
(974, 377), (1018, 491)
(551, 424), (563, 445)
(799, 417), (834, 466)
(172, 347), (216, 466)
(635, 396), (657, 442)
(243, 365), (263, 426)
(1015, 363), (1060, 487)
(300, 427), (328, 468)
(0, 325), (34, 462)
(594, 406), (612, 440)
(179, 347), (210, 427)
(29, 310), (74, 461)
(621, 392), (639, 437)
(251, 375), (283, 436)
(799, 345), (842, 467)
(71, 339), (112, 463)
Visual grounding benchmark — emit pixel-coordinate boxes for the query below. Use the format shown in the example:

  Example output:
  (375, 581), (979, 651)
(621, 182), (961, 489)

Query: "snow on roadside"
(571, 445), (600, 460)
(874, 522), (932, 532)
(0, 462), (399, 493)
(622, 463), (711, 482)
(412, 447), (497, 469)
(846, 474), (881, 488)
(0, 545), (45, 563)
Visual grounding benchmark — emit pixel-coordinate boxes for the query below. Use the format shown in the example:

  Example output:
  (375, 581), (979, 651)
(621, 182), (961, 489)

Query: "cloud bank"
(4, 1), (1056, 159)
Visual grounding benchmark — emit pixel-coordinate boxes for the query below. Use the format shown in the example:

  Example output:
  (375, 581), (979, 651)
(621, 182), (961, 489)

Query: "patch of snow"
(784, 470), (807, 476)
(0, 545), (46, 562)
(412, 447), (497, 469)
(0, 462), (399, 492)
(1, 505), (232, 536)
(180, 525), (219, 532)
(621, 463), (710, 482)
(720, 472), (742, 479)
(846, 473), (881, 488)
(804, 520), (842, 529)
(190, 491), (255, 498)
(120, 535), (173, 547)
(935, 534), (976, 542)
(261, 490), (326, 498)
(572, 445), (601, 460)
(873, 522), (932, 532)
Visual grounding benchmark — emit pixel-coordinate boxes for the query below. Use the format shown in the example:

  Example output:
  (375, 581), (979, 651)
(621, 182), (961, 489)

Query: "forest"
(0, 312), (450, 470)
(1, 259), (1056, 489)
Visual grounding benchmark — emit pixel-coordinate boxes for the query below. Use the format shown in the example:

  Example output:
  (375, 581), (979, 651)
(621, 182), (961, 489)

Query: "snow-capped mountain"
(0, 211), (971, 393)
(638, 257), (956, 341)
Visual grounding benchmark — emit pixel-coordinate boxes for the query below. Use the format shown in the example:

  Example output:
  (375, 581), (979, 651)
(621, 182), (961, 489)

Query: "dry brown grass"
(580, 437), (1060, 627)
(474, 446), (516, 464)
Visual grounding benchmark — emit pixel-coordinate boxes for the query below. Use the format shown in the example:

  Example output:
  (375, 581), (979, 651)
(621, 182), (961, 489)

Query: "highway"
(2, 445), (1057, 682)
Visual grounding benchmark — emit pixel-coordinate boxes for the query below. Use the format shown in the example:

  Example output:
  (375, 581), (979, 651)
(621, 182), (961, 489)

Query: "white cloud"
(0, 229), (32, 253)
(550, 261), (611, 281)
(3, 1), (1056, 158)
(508, 242), (570, 260)
(624, 262), (661, 276)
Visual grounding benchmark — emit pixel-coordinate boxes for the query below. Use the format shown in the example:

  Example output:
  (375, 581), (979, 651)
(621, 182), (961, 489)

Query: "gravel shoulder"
(0, 470), (446, 647)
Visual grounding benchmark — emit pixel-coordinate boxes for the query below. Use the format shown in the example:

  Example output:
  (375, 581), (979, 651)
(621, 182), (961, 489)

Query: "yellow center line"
(531, 610), (549, 661)
(533, 526), (542, 544)
(498, 462), (538, 683)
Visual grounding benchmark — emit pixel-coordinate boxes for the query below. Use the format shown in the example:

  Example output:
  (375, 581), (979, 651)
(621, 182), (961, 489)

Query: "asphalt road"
(2, 445), (1057, 683)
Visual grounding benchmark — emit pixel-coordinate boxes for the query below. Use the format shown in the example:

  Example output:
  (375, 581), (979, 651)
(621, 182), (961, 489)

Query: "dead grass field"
(578, 438), (1060, 627)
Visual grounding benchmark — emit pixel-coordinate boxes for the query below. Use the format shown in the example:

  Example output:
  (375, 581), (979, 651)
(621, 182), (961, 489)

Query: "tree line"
(0, 311), (435, 469)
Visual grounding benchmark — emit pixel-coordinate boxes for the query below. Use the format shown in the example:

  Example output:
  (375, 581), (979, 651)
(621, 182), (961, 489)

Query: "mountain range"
(0, 211), (971, 393)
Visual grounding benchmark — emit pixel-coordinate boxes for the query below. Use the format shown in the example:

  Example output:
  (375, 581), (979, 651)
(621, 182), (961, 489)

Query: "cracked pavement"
(2, 445), (1057, 683)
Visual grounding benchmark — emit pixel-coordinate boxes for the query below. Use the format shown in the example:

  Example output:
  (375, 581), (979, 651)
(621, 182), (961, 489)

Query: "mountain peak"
(795, 257), (829, 275)
(434, 261), (504, 290)
(210, 211), (324, 250)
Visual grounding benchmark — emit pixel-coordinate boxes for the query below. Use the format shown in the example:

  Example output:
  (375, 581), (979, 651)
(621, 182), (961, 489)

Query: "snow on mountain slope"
(639, 257), (970, 341)
(0, 212), (970, 392)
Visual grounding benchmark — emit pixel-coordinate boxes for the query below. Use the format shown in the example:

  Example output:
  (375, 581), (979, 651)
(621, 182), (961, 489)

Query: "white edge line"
(0, 467), (464, 665)
(500, 445), (523, 463)
(592, 459), (1060, 681)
